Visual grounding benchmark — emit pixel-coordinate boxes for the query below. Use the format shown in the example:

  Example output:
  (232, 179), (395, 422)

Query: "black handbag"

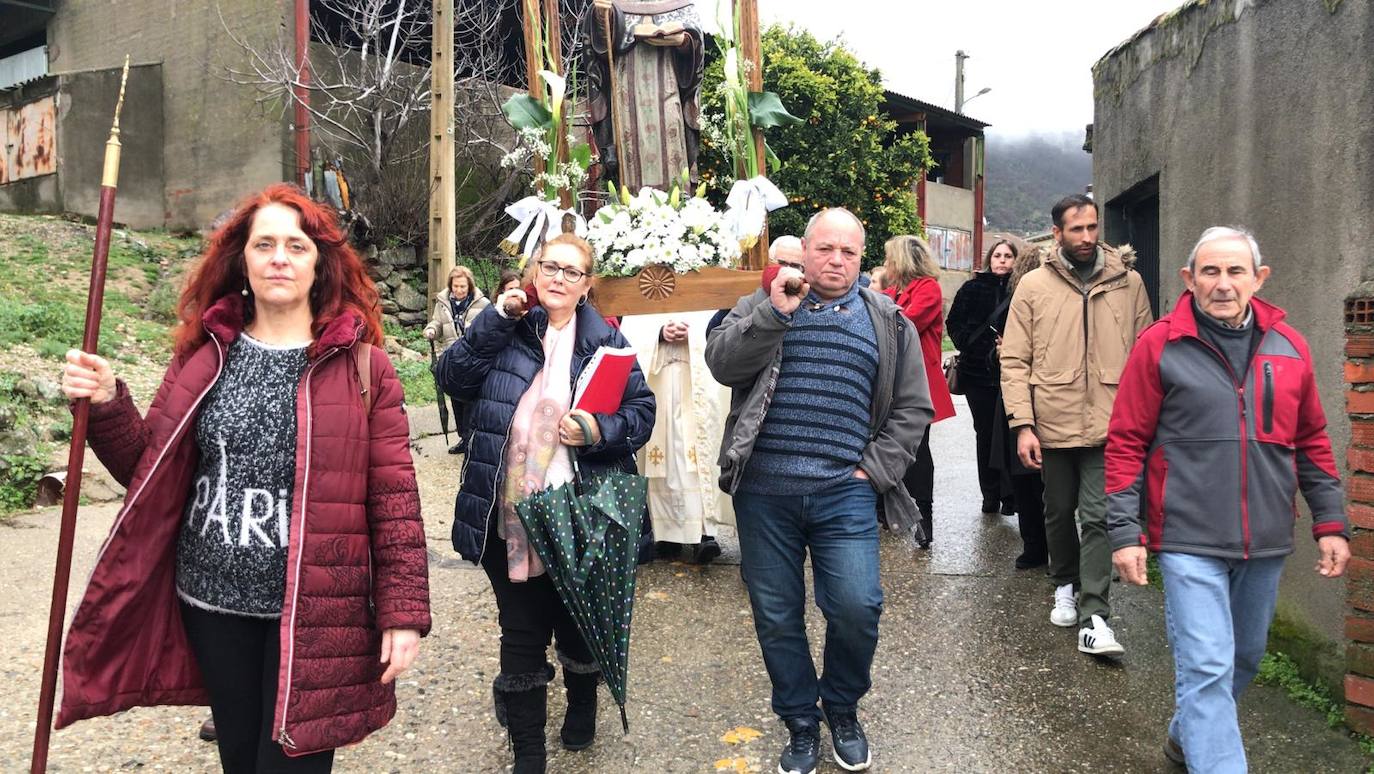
(944, 354), (963, 395)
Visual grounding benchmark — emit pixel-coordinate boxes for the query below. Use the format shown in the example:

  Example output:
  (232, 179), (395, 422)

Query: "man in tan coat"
(1000, 194), (1153, 657)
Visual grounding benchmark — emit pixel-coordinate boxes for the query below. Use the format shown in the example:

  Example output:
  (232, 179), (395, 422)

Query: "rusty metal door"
(1, 96), (57, 184)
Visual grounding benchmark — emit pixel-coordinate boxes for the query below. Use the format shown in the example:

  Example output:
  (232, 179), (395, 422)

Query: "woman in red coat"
(882, 234), (956, 547)
(59, 184), (431, 772)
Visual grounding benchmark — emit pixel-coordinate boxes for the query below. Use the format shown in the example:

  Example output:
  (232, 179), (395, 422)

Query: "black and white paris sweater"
(175, 333), (309, 617)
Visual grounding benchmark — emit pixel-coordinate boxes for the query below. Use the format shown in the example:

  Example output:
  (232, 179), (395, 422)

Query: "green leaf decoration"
(501, 94), (553, 131)
(570, 142), (594, 171)
(763, 139), (782, 174)
(748, 91), (802, 129)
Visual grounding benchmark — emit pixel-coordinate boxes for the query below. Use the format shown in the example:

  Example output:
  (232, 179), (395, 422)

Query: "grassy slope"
(0, 213), (201, 512)
(0, 212), (441, 514)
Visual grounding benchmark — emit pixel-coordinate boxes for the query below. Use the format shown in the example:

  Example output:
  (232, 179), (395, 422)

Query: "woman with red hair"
(59, 183), (431, 772)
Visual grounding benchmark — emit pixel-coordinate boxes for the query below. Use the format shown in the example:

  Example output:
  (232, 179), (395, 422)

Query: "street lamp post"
(954, 50), (990, 113)
(961, 86), (992, 112)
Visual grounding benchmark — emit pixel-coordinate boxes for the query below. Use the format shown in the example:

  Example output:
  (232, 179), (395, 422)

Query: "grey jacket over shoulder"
(705, 286), (935, 539)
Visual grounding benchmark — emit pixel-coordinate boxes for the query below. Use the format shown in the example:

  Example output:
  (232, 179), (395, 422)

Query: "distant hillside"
(984, 131), (1092, 235)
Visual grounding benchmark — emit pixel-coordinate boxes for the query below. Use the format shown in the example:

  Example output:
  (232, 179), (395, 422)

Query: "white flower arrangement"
(586, 185), (743, 278)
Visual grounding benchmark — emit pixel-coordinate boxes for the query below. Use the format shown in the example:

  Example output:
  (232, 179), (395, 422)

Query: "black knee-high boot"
(494, 664), (554, 774)
(558, 653), (601, 751)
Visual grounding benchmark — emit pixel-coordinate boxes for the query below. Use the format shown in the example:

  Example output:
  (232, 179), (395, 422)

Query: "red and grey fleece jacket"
(1106, 292), (1347, 559)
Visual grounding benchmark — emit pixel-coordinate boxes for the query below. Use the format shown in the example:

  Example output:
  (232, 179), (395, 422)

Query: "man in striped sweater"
(707, 208), (934, 774)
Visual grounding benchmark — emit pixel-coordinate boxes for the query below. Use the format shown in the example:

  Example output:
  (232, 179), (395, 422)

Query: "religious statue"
(585, 0), (706, 192)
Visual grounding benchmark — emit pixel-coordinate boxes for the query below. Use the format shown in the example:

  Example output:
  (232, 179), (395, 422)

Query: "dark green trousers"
(1040, 446), (1110, 625)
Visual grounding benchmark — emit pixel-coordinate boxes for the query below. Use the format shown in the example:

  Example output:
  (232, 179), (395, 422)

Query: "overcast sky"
(693, 0), (1185, 137)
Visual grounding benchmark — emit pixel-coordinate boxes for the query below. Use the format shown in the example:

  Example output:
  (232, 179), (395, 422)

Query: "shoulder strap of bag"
(964, 293), (1013, 349)
(354, 343), (373, 415)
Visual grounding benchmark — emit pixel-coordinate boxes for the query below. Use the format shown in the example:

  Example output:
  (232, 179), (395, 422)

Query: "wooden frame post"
(428, 0), (456, 299)
(523, 0), (574, 209)
(738, 0), (767, 270)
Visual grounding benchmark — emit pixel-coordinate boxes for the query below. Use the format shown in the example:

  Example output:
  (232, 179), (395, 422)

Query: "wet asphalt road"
(3, 396), (1367, 772)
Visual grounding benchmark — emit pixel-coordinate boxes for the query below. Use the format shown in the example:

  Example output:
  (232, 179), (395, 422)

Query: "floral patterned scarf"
(498, 320), (577, 581)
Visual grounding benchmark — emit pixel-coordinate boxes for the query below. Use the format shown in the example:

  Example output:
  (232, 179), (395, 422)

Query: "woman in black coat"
(990, 246), (1049, 569)
(438, 234), (655, 774)
(946, 239), (1018, 516)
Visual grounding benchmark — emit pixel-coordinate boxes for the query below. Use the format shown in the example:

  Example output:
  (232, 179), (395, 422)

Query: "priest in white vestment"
(619, 310), (734, 563)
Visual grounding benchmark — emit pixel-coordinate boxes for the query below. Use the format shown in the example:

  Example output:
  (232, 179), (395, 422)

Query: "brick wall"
(1344, 285), (1374, 733)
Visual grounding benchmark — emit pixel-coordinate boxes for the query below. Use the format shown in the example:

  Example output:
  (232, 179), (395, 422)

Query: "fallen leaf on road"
(721, 726), (763, 745)
(646, 591), (670, 601)
(714, 757), (759, 772)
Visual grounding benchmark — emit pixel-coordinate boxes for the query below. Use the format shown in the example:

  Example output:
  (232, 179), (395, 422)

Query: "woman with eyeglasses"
(436, 234), (655, 774)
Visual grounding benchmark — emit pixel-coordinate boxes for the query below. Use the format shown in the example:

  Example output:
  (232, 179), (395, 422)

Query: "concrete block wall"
(47, 0), (295, 229)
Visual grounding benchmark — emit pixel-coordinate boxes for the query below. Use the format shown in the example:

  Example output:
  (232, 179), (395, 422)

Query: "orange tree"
(699, 24), (932, 270)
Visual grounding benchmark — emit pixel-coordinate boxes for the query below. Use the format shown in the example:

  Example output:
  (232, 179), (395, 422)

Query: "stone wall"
(366, 245), (432, 329)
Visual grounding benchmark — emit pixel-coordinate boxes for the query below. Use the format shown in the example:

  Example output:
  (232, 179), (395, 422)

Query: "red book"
(573, 346), (638, 414)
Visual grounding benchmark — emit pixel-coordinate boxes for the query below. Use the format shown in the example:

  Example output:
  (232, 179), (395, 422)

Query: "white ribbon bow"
(500, 196), (588, 261)
(724, 176), (788, 244)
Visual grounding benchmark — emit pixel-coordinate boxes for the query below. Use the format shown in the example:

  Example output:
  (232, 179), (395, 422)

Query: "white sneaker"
(1078, 614), (1125, 657)
(1050, 584), (1078, 627)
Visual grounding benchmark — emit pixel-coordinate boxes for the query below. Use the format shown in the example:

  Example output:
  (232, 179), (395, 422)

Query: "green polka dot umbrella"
(515, 469), (647, 732)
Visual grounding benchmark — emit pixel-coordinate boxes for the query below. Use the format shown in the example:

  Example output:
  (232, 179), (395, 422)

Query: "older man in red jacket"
(1106, 226), (1349, 773)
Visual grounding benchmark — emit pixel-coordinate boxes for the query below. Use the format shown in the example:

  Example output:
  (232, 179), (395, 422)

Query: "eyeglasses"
(776, 260), (804, 271)
(537, 260), (587, 283)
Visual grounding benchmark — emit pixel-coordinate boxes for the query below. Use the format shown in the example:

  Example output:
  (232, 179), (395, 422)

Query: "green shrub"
(0, 452), (46, 513)
(393, 359), (437, 405)
(699, 25), (933, 269)
(0, 295), (112, 359)
(145, 279), (182, 325)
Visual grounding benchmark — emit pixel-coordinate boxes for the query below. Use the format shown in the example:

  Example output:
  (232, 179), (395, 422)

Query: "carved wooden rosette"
(594, 266), (763, 316)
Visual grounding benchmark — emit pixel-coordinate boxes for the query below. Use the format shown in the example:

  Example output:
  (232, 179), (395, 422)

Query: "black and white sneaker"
(778, 716), (820, 774)
(824, 710), (872, 771)
(1078, 614), (1125, 657)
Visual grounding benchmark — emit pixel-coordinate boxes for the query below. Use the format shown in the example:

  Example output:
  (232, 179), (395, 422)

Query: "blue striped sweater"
(738, 284), (878, 495)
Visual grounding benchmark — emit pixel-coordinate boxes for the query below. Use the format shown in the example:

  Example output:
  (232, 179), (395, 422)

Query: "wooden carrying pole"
(30, 58), (130, 774)
(428, 0), (456, 299)
(738, 0), (768, 270)
(523, 0), (573, 209)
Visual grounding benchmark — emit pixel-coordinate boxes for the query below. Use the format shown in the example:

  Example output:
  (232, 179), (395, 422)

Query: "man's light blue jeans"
(1159, 551), (1286, 774)
(734, 478), (883, 722)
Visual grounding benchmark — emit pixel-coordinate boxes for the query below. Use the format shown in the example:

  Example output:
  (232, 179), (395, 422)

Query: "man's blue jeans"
(734, 478), (883, 722)
(1158, 551), (1286, 774)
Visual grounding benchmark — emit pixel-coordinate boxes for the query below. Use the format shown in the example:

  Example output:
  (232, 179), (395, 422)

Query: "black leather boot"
(917, 501), (933, 549)
(558, 654), (601, 751)
(494, 665), (554, 774)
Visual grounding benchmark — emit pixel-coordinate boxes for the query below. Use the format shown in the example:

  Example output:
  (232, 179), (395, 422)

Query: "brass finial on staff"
(101, 55), (131, 189)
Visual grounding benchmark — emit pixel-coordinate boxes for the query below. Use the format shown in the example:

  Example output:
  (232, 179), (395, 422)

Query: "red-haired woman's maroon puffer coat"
(55, 295), (431, 756)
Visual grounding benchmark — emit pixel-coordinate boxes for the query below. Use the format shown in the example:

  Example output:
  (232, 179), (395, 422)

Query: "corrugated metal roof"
(882, 88), (990, 131)
(0, 46), (48, 91)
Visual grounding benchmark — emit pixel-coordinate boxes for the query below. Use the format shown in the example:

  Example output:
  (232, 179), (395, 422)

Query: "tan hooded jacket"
(424, 287), (490, 351)
(1000, 243), (1153, 448)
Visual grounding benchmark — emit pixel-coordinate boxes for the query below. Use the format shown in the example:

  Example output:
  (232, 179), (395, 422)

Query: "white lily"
(539, 69), (567, 124)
